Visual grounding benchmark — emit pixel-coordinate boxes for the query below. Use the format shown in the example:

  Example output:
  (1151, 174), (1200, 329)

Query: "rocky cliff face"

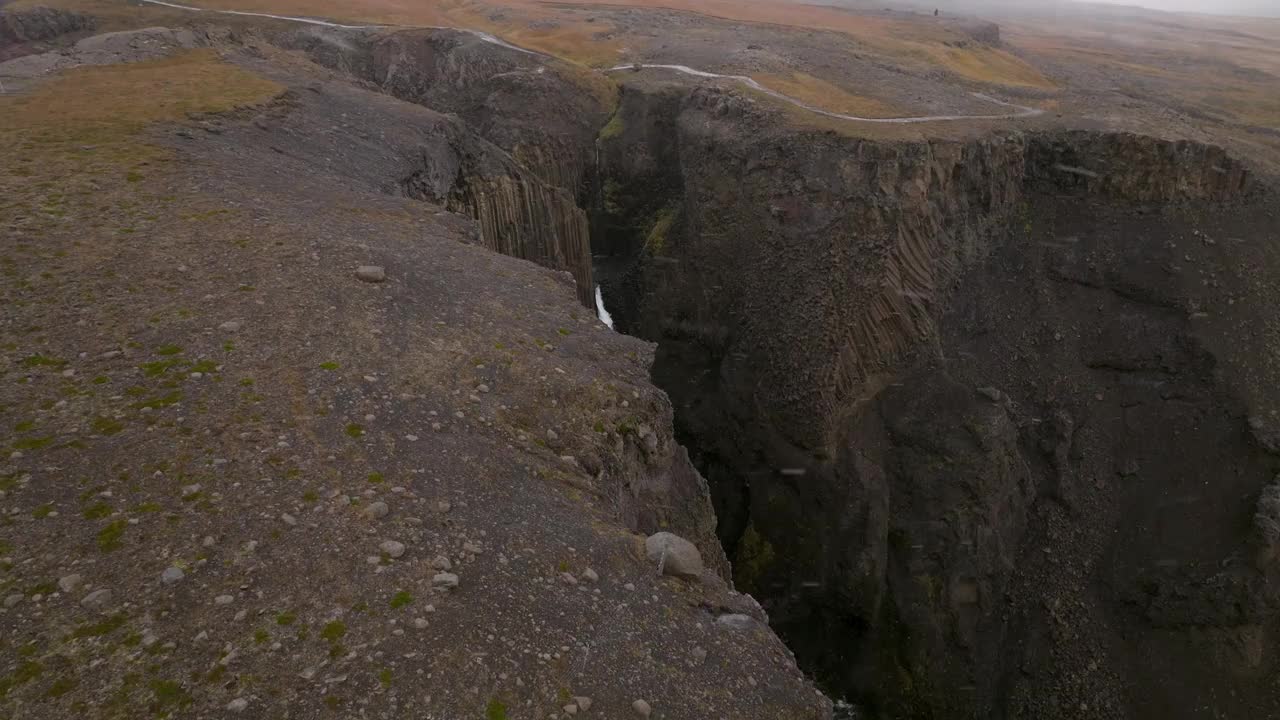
(0, 6), (92, 60)
(277, 26), (612, 307)
(1026, 130), (1250, 202)
(592, 78), (1276, 718)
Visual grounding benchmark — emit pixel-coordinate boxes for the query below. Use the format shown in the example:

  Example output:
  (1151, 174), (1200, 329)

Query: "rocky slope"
(0, 5), (91, 56)
(591, 76), (1279, 719)
(0, 23), (829, 720)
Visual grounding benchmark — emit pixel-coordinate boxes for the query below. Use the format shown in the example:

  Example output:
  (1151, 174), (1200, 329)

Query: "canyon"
(2, 2), (1280, 719)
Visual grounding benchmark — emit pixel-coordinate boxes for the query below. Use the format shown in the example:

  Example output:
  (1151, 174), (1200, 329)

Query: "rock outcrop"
(275, 26), (613, 307)
(0, 6), (92, 47)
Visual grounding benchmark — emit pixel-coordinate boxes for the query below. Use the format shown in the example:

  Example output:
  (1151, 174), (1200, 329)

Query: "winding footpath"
(140, 0), (1044, 123)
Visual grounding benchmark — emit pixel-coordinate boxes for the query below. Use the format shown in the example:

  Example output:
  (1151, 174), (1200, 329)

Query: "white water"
(138, 0), (1043, 125)
(594, 285), (615, 330)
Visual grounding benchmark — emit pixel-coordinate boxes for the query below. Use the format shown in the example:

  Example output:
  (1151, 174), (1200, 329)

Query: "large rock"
(645, 532), (704, 578)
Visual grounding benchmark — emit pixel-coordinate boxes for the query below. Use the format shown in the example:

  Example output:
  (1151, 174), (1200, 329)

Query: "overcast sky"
(1080, 0), (1280, 16)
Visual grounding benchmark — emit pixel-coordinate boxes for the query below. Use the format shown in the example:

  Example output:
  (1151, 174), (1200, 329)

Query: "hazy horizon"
(1079, 0), (1280, 17)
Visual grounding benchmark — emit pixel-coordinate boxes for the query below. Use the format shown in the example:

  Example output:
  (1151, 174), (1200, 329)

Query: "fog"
(1081, 0), (1280, 17)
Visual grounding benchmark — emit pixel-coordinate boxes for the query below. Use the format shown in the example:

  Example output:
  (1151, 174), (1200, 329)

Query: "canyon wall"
(593, 78), (1276, 718)
(279, 27), (612, 306)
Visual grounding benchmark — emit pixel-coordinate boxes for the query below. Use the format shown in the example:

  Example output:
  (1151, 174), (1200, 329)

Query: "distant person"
(934, 8), (939, 16)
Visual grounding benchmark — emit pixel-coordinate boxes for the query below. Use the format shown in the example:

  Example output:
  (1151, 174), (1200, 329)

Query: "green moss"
(149, 678), (190, 708)
(14, 420), (35, 432)
(345, 424), (364, 438)
(388, 591), (413, 609)
(82, 501), (113, 520)
(598, 111), (625, 140)
(19, 354), (64, 368)
(44, 675), (76, 698)
(155, 344), (183, 356)
(134, 391), (182, 410)
(645, 206), (677, 256)
(320, 621), (346, 642)
(189, 360), (218, 374)
(377, 668), (392, 689)
(733, 523), (777, 594)
(486, 698), (508, 720)
(13, 435), (55, 450)
(253, 629), (270, 644)
(275, 611), (296, 626)
(97, 519), (128, 551)
(32, 504), (53, 519)
(319, 362), (339, 371)
(69, 613), (127, 639)
(125, 171), (143, 183)
(92, 417), (124, 435)
(367, 472), (383, 484)
(138, 358), (187, 377)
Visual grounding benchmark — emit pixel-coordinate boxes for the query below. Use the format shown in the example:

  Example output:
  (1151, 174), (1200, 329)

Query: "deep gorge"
(287, 25), (1279, 719)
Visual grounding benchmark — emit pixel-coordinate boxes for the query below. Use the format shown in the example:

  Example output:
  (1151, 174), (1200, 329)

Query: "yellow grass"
(752, 72), (899, 118)
(1, 49), (282, 218)
(926, 45), (1055, 89)
(2, 49), (280, 153)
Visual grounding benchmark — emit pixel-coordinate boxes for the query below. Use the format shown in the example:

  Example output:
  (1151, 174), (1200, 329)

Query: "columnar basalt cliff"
(279, 26), (612, 306)
(591, 77), (1278, 719)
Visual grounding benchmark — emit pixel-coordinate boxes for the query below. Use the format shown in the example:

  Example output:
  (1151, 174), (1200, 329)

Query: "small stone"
(546, 429), (559, 442)
(462, 541), (482, 555)
(356, 265), (386, 283)
(202, 535), (216, 547)
(581, 568), (599, 583)
(976, 386), (1005, 403)
(644, 532), (703, 578)
(364, 501), (389, 519)
(716, 613), (755, 630)
(436, 501), (451, 513)
(692, 646), (707, 664)
(574, 697), (592, 711)
(564, 704), (578, 715)
(3, 593), (21, 609)
(431, 555), (453, 570)
(281, 513), (297, 526)
(226, 698), (249, 712)
(161, 566), (185, 585)
(81, 589), (112, 611)
(215, 594), (235, 606)
(234, 609), (248, 621)
(632, 699), (652, 717)
(432, 572), (459, 590)
(380, 540), (406, 558)
(58, 574), (84, 594)
(219, 321), (242, 332)
(413, 618), (428, 629)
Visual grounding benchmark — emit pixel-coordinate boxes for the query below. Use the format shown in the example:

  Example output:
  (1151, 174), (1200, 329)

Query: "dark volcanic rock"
(591, 75), (1277, 719)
